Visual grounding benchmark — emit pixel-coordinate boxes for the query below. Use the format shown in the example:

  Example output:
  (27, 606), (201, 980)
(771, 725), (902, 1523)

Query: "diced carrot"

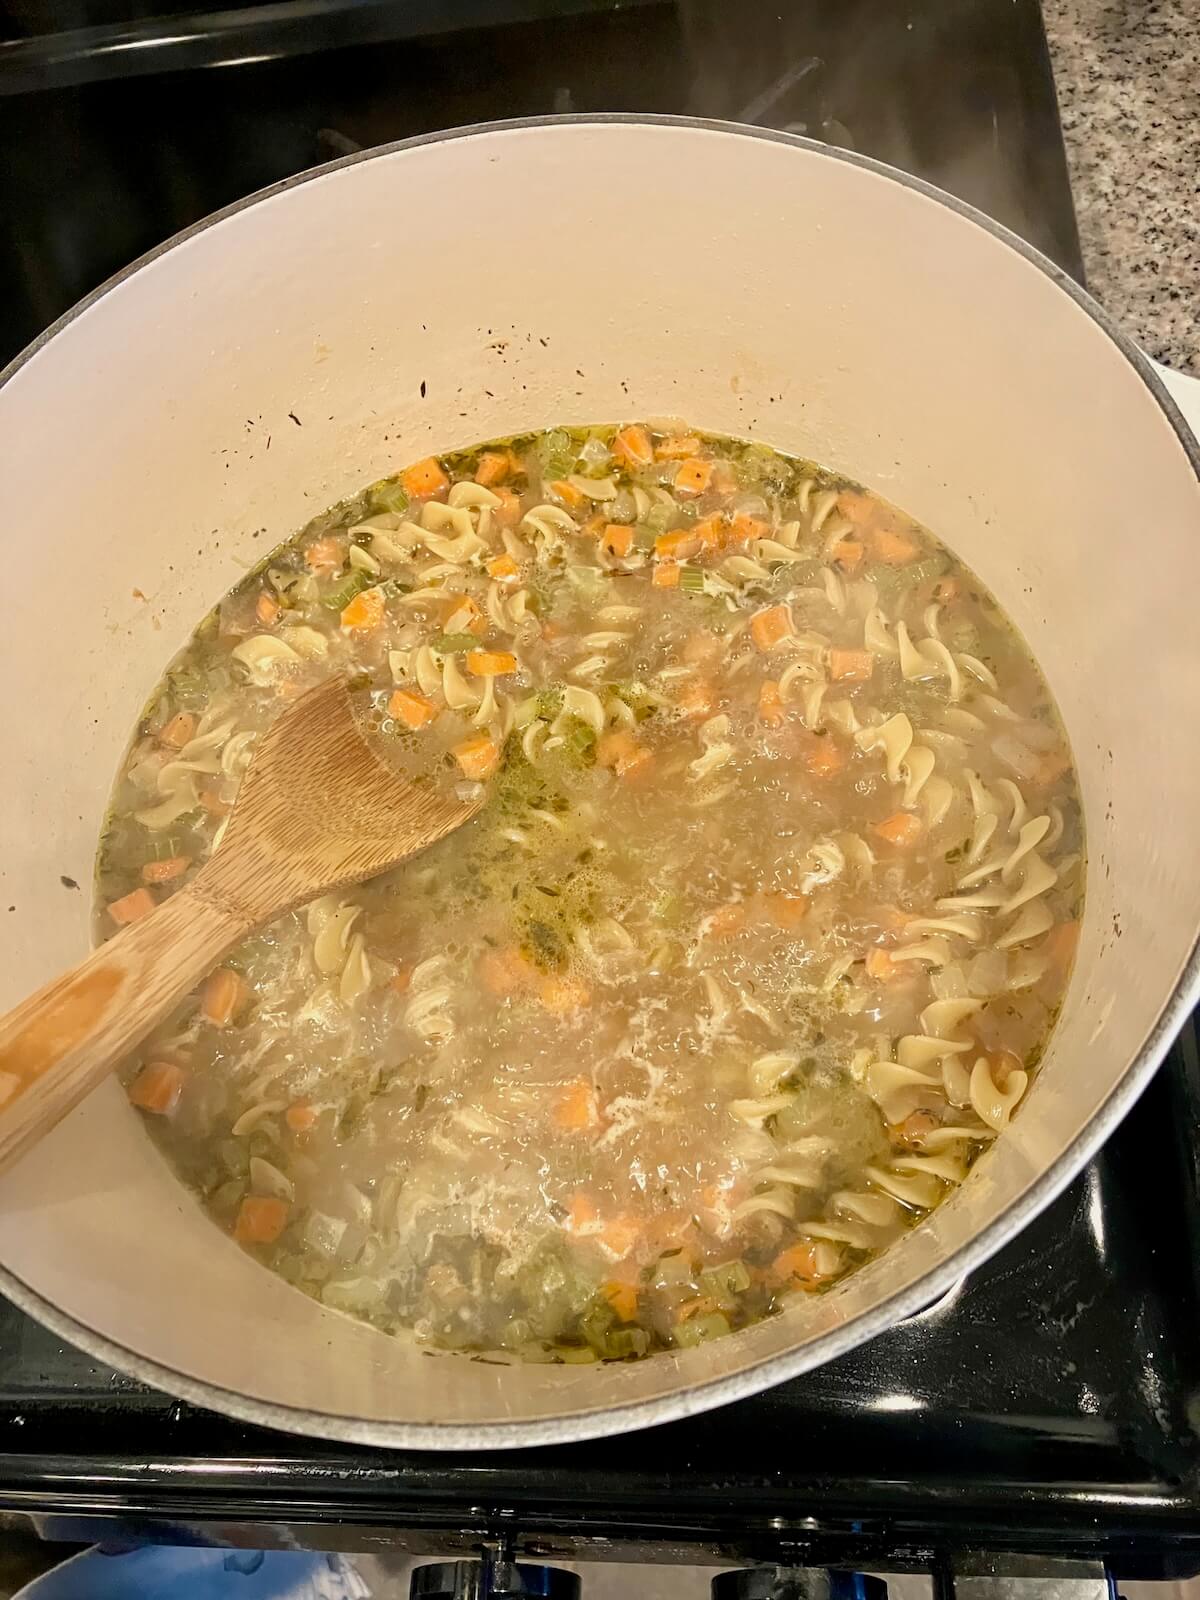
(764, 892), (809, 929)
(401, 456), (449, 500)
(871, 526), (921, 564)
(579, 511), (606, 541)
(480, 947), (535, 998)
(128, 1060), (185, 1116)
(655, 528), (701, 561)
(728, 514), (769, 545)
(750, 603), (794, 652)
(234, 1195), (289, 1246)
(390, 963), (413, 994)
(676, 678), (715, 721)
(655, 433), (703, 459)
(474, 451), (511, 487)
(550, 478), (586, 510)
(597, 1214), (640, 1259)
(109, 887), (156, 926)
(1043, 919), (1080, 973)
(255, 592), (280, 626)
(541, 620), (566, 643)
(596, 729), (652, 778)
(829, 648), (875, 683)
(675, 458), (714, 497)
(453, 735), (500, 781)
(704, 903), (746, 939)
(613, 424), (654, 469)
(872, 811), (924, 849)
(554, 1077), (599, 1131)
(653, 561), (681, 588)
(599, 523), (632, 559)
(865, 947), (902, 982)
(141, 855), (190, 884)
(305, 536), (343, 574)
(466, 650), (517, 677)
(829, 537), (864, 572)
(388, 688), (437, 729)
(488, 553), (519, 581)
(771, 1241), (824, 1285)
(890, 1109), (941, 1145)
(159, 711), (197, 750)
(285, 1101), (319, 1134)
(799, 734), (847, 779)
(565, 1192), (599, 1233)
(603, 1280), (640, 1322)
(491, 487), (522, 525)
(201, 967), (248, 1027)
(933, 576), (960, 603)
(691, 516), (724, 548)
(340, 584), (385, 630)
(758, 680), (785, 726)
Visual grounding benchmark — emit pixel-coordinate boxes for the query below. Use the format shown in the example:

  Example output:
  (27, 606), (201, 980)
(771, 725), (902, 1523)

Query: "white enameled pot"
(1, 117), (1198, 1449)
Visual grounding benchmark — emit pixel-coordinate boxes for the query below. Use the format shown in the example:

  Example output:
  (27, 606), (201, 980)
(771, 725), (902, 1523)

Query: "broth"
(96, 423), (1083, 1361)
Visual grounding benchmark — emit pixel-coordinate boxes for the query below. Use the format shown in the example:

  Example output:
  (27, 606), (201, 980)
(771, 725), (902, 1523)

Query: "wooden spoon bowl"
(0, 677), (482, 1170)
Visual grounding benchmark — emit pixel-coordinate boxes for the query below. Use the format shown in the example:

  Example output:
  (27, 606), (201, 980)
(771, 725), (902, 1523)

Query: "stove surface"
(2, 0), (1192, 1573)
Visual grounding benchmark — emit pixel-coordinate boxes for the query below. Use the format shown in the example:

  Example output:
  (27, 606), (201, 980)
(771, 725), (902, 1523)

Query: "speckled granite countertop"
(1043, 0), (1198, 376)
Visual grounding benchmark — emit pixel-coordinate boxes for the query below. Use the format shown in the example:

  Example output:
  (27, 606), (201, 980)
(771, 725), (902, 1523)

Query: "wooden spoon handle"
(0, 883), (250, 1171)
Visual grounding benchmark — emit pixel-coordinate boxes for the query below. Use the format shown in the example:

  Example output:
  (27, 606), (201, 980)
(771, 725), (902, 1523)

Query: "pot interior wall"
(0, 121), (1197, 1443)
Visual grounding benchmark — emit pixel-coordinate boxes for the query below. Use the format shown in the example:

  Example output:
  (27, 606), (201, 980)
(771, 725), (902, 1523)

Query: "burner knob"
(411, 1561), (581, 1600)
(713, 1570), (888, 1600)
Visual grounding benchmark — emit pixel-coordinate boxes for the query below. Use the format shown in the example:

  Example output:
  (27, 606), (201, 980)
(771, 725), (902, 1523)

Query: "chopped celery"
(644, 502), (675, 534)
(369, 478), (410, 516)
(433, 632), (481, 654)
(563, 722), (597, 763)
(532, 428), (576, 481)
(631, 523), (657, 552)
(321, 569), (374, 612)
(678, 565), (706, 594)
(673, 1311), (732, 1348)
(555, 1344), (598, 1364)
(603, 1327), (649, 1360)
(700, 1259), (751, 1301)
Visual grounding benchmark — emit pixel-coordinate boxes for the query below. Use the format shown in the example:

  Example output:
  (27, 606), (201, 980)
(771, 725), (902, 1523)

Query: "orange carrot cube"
(388, 688), (437, 729)
(141, 855), (190, 884)
(674, 458), (714, 496)
(109, 887), (156, 926)
(653, 561), (681, 588)
(340, 584), (385, 631)
(128, 1060), (185, 1116)
(872, 811), (924, 848)
(466, 650), (517, 677)
(487, 553), (519, 581)
(234, 1195), (289, 1245)
(758, 680), (785, 725)
(829, 648), (875, 683)
(159, 712), (197, 750)
(750, 604), (794, 652)
(285, 1101), (319, 1134)
(613, 424), (653, 469)
(201, 967), (249, 1027)
(453, 735), (500, 780)
(401, 456), (449, 500)
(601, 523), (633, 559)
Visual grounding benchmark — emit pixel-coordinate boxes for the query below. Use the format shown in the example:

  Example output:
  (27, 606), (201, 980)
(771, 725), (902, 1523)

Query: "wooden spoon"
(0, 676), (482, 1170)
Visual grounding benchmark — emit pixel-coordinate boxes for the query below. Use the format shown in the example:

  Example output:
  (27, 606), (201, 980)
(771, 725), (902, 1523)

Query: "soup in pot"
(96, 422), (1082, 1361)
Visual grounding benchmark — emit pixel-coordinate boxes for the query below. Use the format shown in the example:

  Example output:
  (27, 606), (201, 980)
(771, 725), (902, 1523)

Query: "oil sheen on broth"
(97, 424), (1083, 1362)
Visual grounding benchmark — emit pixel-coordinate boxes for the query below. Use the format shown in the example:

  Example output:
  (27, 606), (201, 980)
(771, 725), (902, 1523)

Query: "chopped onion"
(992, 733), (1040, 780)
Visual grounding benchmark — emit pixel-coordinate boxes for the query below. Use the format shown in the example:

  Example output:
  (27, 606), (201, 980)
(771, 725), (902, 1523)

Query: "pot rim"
(2, 112), (1198, 1452)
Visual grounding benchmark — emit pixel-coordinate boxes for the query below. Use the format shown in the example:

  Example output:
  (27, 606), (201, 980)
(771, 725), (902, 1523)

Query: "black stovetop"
(5, 0), (1197, 1575)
